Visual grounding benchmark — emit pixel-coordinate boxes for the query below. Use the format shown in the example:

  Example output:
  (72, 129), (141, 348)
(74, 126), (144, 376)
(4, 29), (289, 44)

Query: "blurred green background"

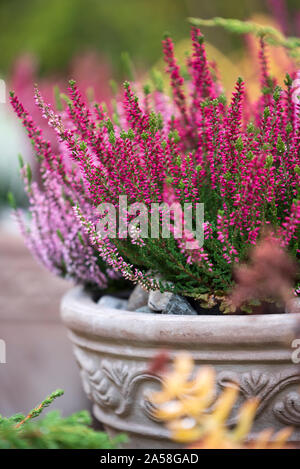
(0, 0), (298, 79)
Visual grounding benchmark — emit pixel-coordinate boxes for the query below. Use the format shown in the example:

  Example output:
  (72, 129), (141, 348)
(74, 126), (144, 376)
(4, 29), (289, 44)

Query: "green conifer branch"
(188, 17), (300, 60)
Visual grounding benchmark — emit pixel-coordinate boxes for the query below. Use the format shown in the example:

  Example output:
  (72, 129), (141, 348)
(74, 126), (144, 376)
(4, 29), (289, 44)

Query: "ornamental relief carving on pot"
(73, 346), (300, 428)
(273, 392), (300, 426)
(218, 369), (300, 426)
(73, 347), (162, 420)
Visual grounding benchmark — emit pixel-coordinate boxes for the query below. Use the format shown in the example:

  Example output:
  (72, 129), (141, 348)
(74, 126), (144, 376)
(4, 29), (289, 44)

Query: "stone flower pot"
(61, 286), (300, 449)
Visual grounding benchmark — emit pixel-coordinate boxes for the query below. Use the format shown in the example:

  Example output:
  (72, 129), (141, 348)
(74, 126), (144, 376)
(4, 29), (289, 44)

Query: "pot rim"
(61, 286), (299, 347)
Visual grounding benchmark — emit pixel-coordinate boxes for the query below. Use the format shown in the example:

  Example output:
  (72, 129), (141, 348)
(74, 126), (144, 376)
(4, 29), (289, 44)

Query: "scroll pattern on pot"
(218, 369), (300, 426)
(73, 347), (162, 419)
(73, 345), (300, 428)
(273, 392), (300, 426)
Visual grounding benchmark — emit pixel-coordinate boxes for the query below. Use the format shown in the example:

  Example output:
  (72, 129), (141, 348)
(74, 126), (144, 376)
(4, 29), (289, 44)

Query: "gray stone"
(148, 290), (173, 312)
(135, 306), (156, 314)
(148, 289), (197, 315)
(97, 295), (128, 310)
(164, 294), (197, 315)
(127, 285), (149, 311)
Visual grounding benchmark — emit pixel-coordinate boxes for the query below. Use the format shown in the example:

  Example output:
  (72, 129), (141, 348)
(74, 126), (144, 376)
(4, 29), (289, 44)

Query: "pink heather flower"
(292, 71), (300, 127)
(14, 170), (115, 288)
(10, 90), (117, 289)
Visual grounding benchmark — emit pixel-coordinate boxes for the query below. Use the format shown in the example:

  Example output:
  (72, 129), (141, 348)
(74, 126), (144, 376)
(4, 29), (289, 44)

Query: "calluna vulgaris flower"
(10, 94), (117, 288)
(11, 26), (300, 305)
(14, 163), (117, 288)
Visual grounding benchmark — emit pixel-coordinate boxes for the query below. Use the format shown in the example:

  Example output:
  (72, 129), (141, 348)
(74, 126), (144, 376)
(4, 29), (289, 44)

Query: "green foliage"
(7, 191), (16, 209)
(188, 17), (300, 60)
(121, 51), (135, 81)
(0, 391), (126, 449)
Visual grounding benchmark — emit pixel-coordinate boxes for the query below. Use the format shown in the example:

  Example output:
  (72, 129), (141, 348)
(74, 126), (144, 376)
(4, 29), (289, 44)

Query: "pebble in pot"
(148, 290), (173, 312)
(127, 284), (149, 311)
(148, 290), (197, 315)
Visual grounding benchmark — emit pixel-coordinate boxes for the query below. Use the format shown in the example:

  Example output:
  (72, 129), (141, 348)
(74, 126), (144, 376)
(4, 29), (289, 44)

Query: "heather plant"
(11, 22), (300, 310)
(0, 390), (125, 449)
(9, 93), (120, 290)
(11, 52), (112, 152)
(12, 166), (117, 288)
